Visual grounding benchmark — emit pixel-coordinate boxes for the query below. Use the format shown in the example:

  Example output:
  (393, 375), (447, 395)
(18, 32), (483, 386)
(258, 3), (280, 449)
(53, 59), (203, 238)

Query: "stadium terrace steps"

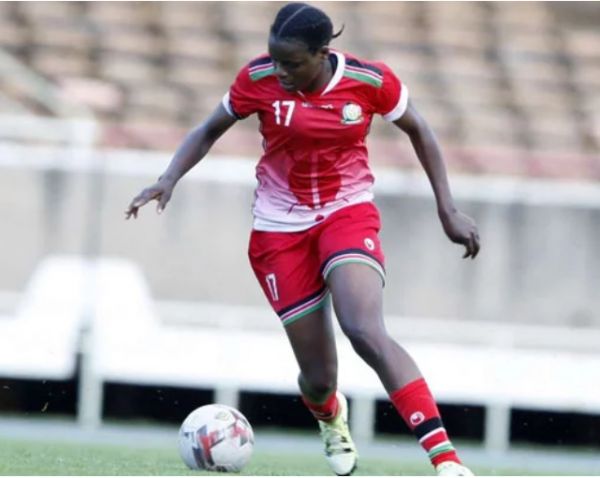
(1, 1), (599, 164)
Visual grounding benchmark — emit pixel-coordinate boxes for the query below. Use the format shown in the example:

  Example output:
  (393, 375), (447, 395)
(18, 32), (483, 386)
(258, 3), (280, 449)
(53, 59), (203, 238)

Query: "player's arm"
(125, 103), (237, 219)
(393, 101), (480, 259)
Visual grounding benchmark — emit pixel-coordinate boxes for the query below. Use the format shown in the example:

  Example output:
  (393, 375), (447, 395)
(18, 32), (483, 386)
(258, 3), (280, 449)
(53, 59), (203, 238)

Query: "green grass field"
(0, 437), (567, 476)
(0, 438), (426, 476)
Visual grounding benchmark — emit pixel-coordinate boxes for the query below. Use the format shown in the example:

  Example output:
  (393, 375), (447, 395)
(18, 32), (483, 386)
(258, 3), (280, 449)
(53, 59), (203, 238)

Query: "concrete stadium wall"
(1, 150), (599, 328)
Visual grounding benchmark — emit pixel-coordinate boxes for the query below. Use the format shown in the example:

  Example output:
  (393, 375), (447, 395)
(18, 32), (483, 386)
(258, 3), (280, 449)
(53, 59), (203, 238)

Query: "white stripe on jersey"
(321, 51), (346, 96)
(221, 92), (235, 117)
(310, 154), (321, 207)
(382, 85), (410, 122)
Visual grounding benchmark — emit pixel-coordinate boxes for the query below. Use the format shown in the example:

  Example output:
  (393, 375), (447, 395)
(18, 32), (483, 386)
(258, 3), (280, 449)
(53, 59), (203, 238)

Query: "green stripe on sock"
(428, 444), (455, 459)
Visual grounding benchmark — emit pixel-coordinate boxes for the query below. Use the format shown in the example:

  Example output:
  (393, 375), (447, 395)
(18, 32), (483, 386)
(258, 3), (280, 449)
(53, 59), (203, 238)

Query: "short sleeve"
(373, 63), (409, 122)
(222, 64), (259, 120)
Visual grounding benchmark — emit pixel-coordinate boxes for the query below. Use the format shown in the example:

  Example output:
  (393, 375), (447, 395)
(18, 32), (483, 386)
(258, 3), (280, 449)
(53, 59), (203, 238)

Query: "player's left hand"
(439, 209), (480, 259)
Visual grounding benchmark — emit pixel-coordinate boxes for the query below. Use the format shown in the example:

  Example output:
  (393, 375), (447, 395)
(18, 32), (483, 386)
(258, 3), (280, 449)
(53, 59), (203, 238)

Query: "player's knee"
(342, 322), (385, 366)
(300, 367), (337, 397)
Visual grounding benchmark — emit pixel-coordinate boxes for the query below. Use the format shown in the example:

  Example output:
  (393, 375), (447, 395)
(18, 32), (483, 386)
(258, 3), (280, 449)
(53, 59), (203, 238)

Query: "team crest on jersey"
(341, 102), (364, 125)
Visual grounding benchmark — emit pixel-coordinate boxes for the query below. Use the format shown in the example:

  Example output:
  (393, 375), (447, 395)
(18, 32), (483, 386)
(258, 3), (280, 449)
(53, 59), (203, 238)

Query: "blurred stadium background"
(1, 1), (600, 474)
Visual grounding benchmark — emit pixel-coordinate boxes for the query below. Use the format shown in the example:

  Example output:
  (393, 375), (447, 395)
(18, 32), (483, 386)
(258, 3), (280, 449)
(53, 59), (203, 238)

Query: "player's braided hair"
(270, 2), (343, 53)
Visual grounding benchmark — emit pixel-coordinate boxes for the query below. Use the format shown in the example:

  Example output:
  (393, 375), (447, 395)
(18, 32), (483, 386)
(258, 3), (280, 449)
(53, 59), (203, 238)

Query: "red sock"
(302, 390), (339, 422)
(390, 378), (461, 467)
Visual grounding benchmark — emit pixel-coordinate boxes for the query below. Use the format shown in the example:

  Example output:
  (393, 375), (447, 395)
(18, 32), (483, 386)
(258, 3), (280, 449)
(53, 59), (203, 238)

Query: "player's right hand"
(125, 177), (176, 219)
(439, 209), (480, 259)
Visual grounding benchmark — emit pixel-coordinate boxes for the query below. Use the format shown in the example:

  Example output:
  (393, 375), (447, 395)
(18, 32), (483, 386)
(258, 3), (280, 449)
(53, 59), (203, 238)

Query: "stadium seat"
(30, 49), (95, 79)
(164, 59), (229, 92)
(97, 53), (162, 87)
(459, 106), (522, 150)
(97, 28), (164, 62)
(159, 2), (220, 31)
(125, 84), (189, 124)
(18, 1), (82, 24)
(492, 1), (554, 30)
(0, 23), (29, 56)
(0, 256), (87, 380)
(429, 27), (490, 57)
(564, 30), (600, 62)
(423, 1), (488, 28)
(85, 2), (157, 29)
(29, 22), (94, 53)
(164, 32), (224, 67)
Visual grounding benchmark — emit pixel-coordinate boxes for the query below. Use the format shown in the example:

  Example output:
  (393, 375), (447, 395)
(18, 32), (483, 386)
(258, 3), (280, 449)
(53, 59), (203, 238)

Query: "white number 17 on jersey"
(272, 100), (295, 127)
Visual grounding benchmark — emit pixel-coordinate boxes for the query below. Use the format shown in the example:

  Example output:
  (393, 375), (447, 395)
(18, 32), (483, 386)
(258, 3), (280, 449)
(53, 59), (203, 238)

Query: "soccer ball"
(178, 404), (254, 472)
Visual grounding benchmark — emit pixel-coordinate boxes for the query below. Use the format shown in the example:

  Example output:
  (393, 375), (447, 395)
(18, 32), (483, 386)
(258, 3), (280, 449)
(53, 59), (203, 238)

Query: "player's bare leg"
(327, 263), (472, 476)
(284, 304), (358, 476)
(284, 303), (338, 400)
(327, 263), (421, 391)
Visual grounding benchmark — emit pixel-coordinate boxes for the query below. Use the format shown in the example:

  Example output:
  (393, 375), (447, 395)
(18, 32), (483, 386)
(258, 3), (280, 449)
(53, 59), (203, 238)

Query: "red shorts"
(248, 202), (385, 327)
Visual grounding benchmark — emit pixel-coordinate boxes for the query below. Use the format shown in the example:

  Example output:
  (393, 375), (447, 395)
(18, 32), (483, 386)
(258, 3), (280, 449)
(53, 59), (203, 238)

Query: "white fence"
(2, 255), (600, 454)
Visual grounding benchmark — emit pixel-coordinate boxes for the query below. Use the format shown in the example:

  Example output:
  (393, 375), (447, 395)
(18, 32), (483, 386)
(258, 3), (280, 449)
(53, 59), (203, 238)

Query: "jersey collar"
(321, 51), (345, 96)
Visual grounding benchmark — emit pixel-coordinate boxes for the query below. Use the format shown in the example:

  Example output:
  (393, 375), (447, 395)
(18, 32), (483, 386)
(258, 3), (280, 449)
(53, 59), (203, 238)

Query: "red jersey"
(223, 51), (409, 232)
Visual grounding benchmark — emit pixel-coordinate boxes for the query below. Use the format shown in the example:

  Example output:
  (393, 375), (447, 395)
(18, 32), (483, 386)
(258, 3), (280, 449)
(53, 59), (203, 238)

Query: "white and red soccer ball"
(178, 404), (254, 472)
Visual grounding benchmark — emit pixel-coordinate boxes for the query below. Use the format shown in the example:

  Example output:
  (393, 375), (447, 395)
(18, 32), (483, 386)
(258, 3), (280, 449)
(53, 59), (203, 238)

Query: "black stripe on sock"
(413, 417), (444, 440)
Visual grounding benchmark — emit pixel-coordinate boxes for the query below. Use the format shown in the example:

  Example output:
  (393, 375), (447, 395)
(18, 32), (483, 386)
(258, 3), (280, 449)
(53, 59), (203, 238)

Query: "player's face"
(268, 37), (329, 93)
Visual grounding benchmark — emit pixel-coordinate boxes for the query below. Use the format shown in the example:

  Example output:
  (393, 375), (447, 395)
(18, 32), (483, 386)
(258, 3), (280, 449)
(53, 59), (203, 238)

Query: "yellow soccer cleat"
(318, 392), (358, 476)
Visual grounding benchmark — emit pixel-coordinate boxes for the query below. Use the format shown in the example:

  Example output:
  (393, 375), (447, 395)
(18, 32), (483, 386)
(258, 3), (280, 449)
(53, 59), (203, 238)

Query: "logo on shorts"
(265, 273), (279, 301)
(364, 238), (375, 251)
(410, 411), (425, 426)
(341, 102), (364, 125)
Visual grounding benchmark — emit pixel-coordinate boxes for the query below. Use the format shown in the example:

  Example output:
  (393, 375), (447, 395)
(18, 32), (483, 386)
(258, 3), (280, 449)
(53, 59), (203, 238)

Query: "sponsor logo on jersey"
(341, 102), (364, 125)
(364, 238), (375, 251)
(301, 102), (335, 110)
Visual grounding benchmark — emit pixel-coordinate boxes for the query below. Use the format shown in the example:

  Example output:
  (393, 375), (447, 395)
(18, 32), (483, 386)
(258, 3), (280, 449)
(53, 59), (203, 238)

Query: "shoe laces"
(319, 416), (353, 455)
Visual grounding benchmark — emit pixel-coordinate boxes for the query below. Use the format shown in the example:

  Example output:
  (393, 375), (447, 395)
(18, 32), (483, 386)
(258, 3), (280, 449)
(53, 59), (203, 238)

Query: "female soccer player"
(126, 3), (480, 476)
